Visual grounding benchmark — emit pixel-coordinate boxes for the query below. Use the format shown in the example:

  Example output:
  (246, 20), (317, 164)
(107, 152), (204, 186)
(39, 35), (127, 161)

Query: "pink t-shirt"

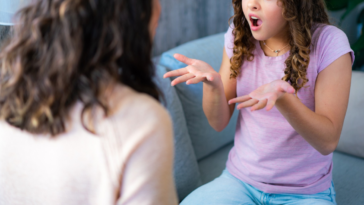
(225, 24), (355, 194)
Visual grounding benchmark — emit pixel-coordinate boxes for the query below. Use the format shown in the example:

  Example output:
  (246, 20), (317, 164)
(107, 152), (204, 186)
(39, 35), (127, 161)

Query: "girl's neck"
(264, 37), (289, 50)
(260, 28), (291, 57)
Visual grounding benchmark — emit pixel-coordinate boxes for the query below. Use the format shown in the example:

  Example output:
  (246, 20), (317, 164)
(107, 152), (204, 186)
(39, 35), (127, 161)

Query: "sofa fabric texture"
(159, 33), (239, 160)
(336, 71), (364, 158)
(154, 65), (201, 200)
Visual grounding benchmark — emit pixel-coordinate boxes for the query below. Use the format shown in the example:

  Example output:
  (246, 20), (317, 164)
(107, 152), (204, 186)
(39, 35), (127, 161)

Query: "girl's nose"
(247, 0), (260, 11)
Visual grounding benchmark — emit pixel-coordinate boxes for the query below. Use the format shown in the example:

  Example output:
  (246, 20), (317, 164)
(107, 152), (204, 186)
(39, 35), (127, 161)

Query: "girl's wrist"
(203, 73), (223, 91)
(274, 80), (295, 99)
(277, 92), (287, 102)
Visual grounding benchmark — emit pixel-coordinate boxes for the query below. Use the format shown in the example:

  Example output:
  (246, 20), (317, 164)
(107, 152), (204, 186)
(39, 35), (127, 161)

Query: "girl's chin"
(251, 33), (268, 41)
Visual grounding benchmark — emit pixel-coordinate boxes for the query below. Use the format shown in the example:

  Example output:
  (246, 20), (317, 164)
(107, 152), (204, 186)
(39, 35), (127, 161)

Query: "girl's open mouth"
(249, 15), (262, 31)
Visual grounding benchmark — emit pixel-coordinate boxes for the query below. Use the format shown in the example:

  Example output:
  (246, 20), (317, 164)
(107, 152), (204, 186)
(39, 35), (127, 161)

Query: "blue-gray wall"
(153, 0), (233, 56)
(0, 1), (233, 56)
(0, 25), (10, 47)
(3, 1), (362, 57)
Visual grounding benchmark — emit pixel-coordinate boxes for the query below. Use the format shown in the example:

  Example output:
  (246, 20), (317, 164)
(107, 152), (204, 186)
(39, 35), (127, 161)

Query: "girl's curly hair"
(230, 0), (330, 92)
(0, 0), (159, 136)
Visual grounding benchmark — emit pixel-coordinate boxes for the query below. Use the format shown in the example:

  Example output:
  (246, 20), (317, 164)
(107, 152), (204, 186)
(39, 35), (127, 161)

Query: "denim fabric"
(181, 169), (336, 205)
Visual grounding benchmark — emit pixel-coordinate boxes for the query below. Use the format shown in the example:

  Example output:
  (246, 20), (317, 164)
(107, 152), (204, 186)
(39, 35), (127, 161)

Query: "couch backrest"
(154, 64), (201, 200)
(159, 33), (239, 161)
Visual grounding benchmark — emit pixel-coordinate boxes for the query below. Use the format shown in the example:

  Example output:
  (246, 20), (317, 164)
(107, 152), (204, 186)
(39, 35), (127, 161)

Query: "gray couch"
(154, 33), (364, 204)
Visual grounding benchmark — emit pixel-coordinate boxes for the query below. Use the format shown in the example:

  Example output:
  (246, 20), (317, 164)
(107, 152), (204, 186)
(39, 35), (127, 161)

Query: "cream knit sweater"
(0, 84), (178, 205)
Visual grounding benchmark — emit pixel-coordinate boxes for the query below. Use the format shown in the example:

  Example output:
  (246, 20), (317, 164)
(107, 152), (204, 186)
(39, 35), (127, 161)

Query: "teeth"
(251, 16), (259, 20)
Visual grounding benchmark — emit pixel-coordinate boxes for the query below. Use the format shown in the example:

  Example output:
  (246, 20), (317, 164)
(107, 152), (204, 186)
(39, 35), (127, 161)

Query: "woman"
(0, 0), (178, 204)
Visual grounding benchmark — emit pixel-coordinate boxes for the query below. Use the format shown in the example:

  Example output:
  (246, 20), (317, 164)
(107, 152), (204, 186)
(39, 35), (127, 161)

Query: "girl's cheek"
(264, 6), (285, 25)
(242, 1), (248, 14)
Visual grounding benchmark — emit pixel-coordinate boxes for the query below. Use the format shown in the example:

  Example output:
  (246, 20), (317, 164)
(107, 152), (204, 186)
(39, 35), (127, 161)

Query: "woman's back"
(0, 84), (177, 205)
(0, 0), (178, 203)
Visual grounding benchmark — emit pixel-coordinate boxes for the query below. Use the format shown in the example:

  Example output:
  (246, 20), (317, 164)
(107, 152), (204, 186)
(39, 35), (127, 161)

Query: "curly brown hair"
(0, 0), (160, 136)
(230, 0), (330, 92)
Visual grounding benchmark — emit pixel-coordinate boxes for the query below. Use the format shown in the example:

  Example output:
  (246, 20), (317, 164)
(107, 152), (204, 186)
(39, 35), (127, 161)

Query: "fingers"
(204, 73), (215, 82)
(171, 73), (195, 86)
(174, 54), (195, 65)
(228, 95), (252, 105)
(251, 99), (268, 111)
(237, 99), (259, 110)
(186, 76), (206, 85)
(281, 83), (295, 94)
(163, 68), (189, 78)
(265, 96), (278, 111)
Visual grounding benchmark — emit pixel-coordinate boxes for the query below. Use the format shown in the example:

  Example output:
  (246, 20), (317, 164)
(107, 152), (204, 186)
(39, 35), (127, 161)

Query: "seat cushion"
(198, 144), (364, 205)
(159, 33), (239, 160)
(332, 151), (364, 205)
(198, 142), (234, 185)
(154, 64), (201, 200)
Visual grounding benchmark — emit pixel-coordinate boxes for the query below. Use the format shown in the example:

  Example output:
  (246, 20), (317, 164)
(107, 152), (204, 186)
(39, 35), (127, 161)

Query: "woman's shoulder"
(101, 84), (173, 158)
(106, 83), (171, 127)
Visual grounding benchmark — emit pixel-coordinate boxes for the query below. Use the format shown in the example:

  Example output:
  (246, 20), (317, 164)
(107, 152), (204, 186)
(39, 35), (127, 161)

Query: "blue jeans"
(181, 169), (337, 205)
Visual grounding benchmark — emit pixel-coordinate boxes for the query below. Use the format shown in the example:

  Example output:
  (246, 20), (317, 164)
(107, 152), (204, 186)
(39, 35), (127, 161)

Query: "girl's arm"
(202, 49), (237, 131)
(164, 48), (237, 132)
(275, 53), (352, 155)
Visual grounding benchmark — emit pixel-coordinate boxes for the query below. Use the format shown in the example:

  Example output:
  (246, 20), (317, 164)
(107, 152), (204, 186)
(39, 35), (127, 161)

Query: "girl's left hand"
(228, 80), (296, 111)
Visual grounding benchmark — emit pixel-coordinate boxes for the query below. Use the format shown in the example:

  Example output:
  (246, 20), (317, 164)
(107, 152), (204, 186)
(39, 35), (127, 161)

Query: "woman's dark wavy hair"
(230, 0), (330, 92)
(0, 0), (160, 136)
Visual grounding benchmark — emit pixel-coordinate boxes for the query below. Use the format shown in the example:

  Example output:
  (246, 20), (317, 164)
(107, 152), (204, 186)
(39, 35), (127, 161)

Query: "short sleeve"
(316, 25), (355, 73)
(224, 24), (235, 59)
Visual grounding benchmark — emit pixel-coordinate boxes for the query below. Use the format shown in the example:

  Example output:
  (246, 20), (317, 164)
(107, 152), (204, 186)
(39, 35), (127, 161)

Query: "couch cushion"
(332, 151), (364, 205)
(198, 143), (233, 185)
(159, 33), (239, 160)
(154, 64), (201, 200)
(336, 71), (364, 158)
(198, 144), (364, 205)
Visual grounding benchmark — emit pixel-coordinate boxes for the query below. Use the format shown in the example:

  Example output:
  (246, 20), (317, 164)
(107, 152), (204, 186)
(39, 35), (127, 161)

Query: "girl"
(0, 0), (178, 204)
(165, 0), (354, 204)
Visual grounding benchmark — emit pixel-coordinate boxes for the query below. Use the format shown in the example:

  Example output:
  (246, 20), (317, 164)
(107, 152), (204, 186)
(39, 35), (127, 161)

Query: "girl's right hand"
(163, 54), (220, 86)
